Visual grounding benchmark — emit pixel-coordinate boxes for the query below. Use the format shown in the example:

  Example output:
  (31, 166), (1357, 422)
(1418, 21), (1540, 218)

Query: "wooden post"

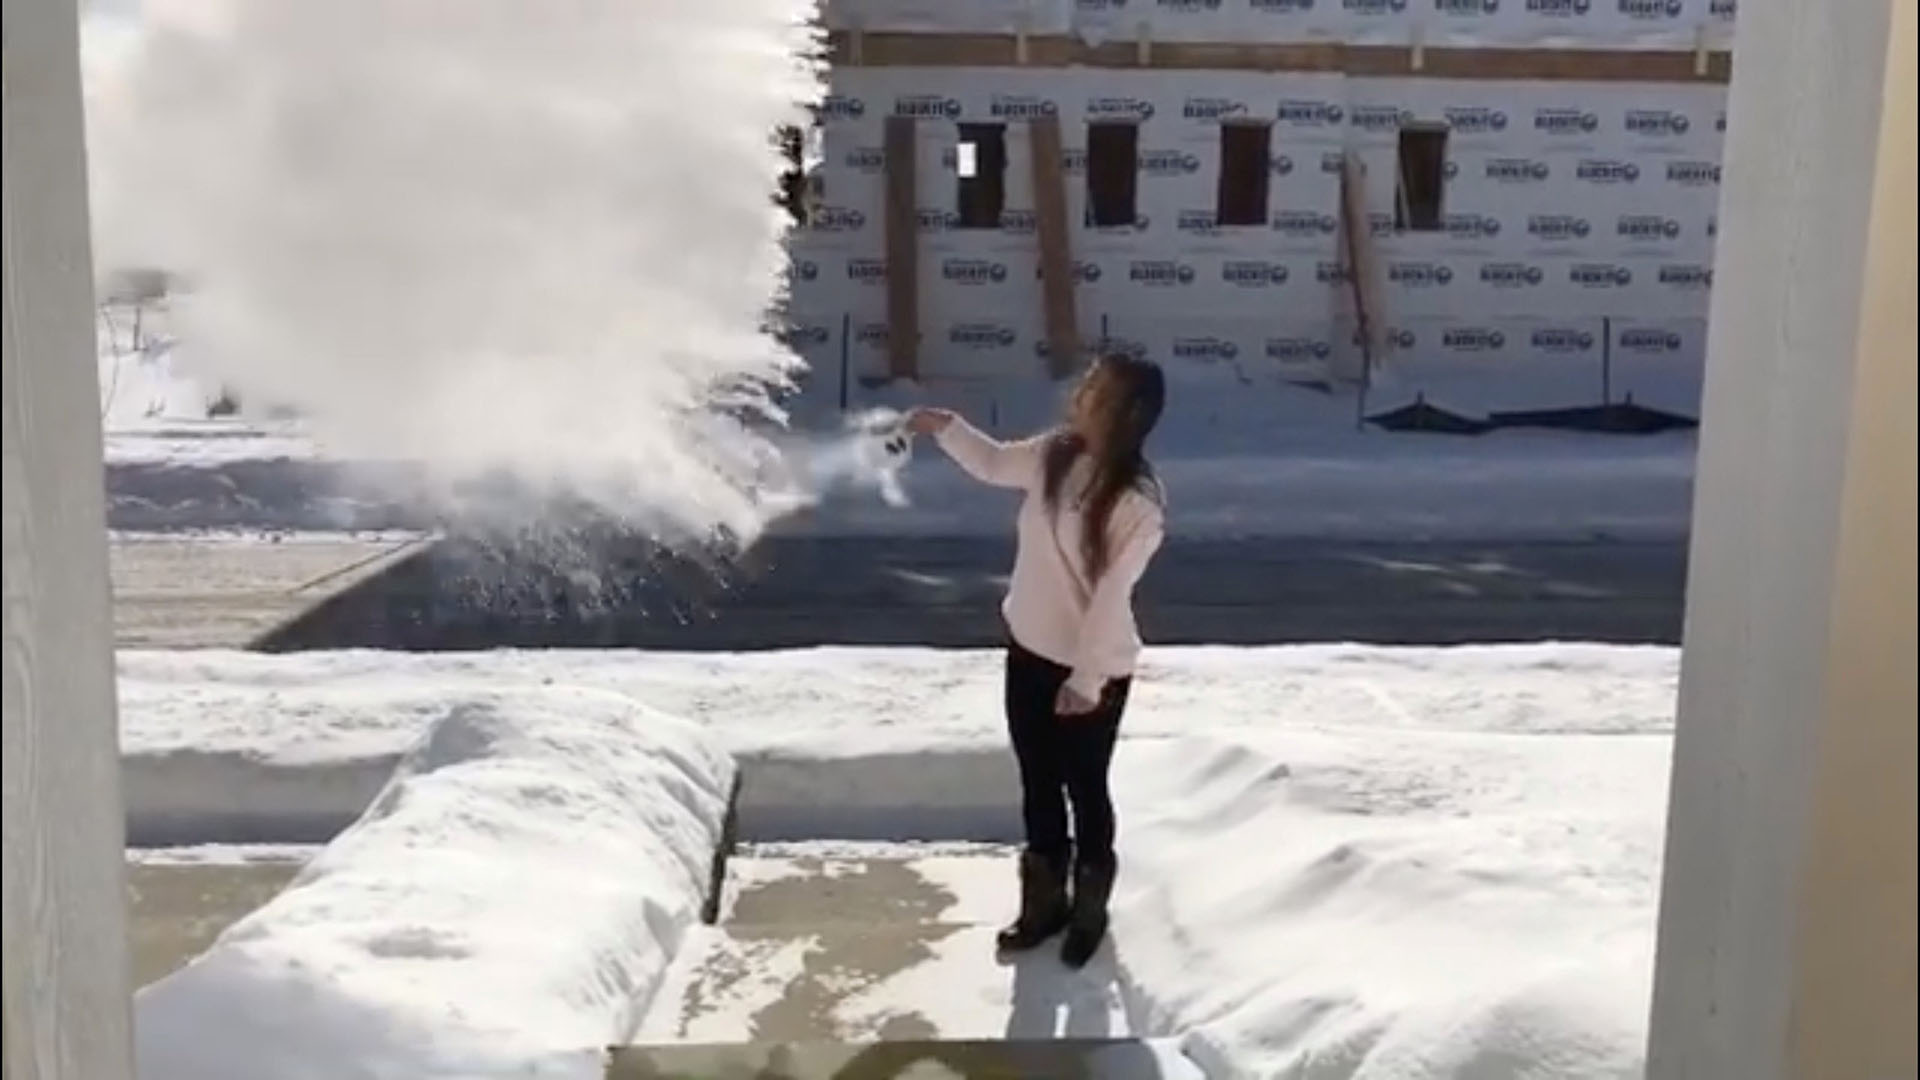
(1028, 114), (1080, 379)
(882, 115), (919, 381)
(3, 0), (138, 1076)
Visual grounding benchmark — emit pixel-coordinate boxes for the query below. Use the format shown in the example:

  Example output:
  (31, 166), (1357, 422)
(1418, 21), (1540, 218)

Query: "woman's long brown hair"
(1041, 356), (1167, 581)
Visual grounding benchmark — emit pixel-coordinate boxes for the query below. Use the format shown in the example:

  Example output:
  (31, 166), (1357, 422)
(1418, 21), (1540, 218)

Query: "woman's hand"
(1054, 683), (1099, 717)
(904, 407), (956, 436)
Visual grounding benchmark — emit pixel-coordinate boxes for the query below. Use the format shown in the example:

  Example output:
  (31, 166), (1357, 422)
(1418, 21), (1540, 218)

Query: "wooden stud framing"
(1028, 113), (1080, 379)
(882, 115), (919, 381)
(826, 32), (1732, 83)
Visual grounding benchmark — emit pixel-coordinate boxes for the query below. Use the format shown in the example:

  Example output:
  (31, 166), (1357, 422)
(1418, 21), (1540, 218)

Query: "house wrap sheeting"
(786, 0), (1734, 413)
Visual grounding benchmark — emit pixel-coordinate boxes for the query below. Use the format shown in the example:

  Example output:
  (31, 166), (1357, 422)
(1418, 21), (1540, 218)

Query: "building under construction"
(783, 0), (1733, 419)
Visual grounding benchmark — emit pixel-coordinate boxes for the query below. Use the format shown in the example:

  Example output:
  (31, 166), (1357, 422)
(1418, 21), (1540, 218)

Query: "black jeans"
(1005, 640), (1132, 868)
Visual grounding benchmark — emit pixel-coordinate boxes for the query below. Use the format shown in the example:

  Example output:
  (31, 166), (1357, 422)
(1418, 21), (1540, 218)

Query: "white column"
(1646, 0), (1918, 1075)
(2, 0), (138, 1076)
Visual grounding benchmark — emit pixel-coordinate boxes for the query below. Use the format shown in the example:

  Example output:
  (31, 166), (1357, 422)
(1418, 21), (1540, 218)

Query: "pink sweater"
(935, 418), (1166, 700)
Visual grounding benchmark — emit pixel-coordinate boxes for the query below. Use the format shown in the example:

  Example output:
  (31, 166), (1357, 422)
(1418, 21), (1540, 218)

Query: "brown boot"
(995, 850), (1070, 953)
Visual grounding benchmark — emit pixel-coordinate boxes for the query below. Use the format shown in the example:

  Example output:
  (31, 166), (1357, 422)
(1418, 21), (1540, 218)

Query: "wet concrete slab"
(637, 847), (1130, 1047)
(111, 534), (428, 648)
(126, 856), (305, 987)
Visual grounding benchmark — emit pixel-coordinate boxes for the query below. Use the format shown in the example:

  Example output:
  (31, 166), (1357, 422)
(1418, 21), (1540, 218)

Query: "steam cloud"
(84, 0), (823, 547)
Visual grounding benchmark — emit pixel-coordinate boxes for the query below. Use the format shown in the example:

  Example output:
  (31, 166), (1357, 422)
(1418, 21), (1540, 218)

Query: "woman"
(906, 355), (1167, 969)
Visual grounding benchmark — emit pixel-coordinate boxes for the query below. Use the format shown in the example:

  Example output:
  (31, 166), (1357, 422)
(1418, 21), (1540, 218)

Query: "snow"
(119, 644), (1676, 1076)
(136, 684), (735, 1080)
(1114, 731), (1664, 1078)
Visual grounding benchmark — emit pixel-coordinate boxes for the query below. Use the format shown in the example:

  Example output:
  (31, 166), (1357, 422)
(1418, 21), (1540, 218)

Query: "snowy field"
(125, 644), (1676, 1078)
(101, 353), (1696, 542)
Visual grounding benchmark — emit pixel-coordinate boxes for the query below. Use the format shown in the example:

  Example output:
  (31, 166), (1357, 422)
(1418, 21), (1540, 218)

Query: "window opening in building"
(1216, 122), (1272, 227)
(1086, 122), (1139, 228)
(954, 123), (1007, 229)
(1395, 124), (1448, 232)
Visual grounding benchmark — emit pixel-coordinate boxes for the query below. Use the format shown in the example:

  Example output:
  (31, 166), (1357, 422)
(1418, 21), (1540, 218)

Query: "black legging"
(1004, 640), (1132, 868)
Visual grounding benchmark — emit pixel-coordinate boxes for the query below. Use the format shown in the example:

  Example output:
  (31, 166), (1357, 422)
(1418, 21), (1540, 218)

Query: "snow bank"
(136, 684), (735, 1080)
(118, 645), (1676, 845)
(1111, 730), (1667, 1079)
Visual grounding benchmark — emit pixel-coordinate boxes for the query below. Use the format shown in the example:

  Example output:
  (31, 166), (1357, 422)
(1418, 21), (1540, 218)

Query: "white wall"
(1646, 0), (1917, 1072)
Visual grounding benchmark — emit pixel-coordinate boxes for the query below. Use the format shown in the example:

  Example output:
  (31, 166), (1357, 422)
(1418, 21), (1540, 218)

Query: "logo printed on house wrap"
(843, 147), (884, 173)
(1223, 261), (1291, 287)
(1445, 213), (1503, 240)
(1183, 97), (1250, 120)
(1036, 260), (1103, 284)
(855, 322), (889, 347)
(1617, 0), (1684, 18)
(1266, 337), (1334, 362)
(990, 95), (1057, 120)
(1528, 213), (1591, 240)
(1344, 0), (1410, 14)
(1390, 261), (1454, 286)
(788, 259), (819, 282)
(941, 259), (1009, 285)
(1625, 109), (1691, 137)
(1251, 0), (1316, 11)
(1271, 210), (1340, 237)
(1570, 263), (1633, 287)
(1617, 215), (1683, 242)
(816, 95), (866, 121)
(1525, 0), (1591, 15)
(1316, 261), (1353, 284)
(1534, 108), (1601, 135)
(1129, 260), (1197, 286)
(1479, 262), (1544, 287)
(1486, 157), (1551, 182)
(1443, 106), (1508, 133)
(1140, 150), (1204, 176)
(1279, 100), (1345, 127)
(811, 206), (867, 232)
(1350, 105), (1412, 132)
(1531, 327), (1595, 352)
(1088, 97), (1156, 121)
(1658, 264), (1713, 289)
(1443, 326), (1507, 351)
(949, 323), (1018, 349)
(1576, 159), (1641, 183)
(894, 95), (962, 120)
(1434, 0), (1499, 14)
(847, 258), (887, 284)
(1158, 0), (1224, 11)
(1619, 328), (1684, 352)
(1665, 161), (1721, 186)
(1173, 337), (1240, 361)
